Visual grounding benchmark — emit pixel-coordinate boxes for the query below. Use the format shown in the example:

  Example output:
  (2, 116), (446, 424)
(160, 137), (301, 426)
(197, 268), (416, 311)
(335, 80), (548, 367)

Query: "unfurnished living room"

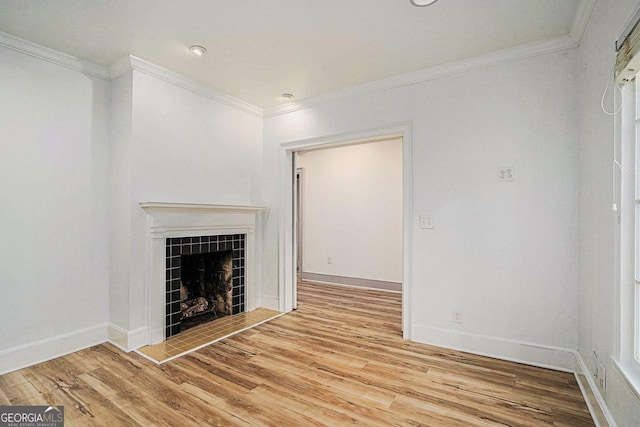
(1, 0), (640, 426)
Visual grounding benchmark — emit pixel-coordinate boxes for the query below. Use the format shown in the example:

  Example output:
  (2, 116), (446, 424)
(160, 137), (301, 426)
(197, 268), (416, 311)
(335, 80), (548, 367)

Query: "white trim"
(0, 30), (110, 79)
(575, 352), (618, 427)
(264, 37), (578, 118)
(107, 324), (148, 352)
(411, 324), (576, 372)
(278, 145), (293, 313)
(109, 55), (263, 118)
(149, 225), (256, 238)
(402, 123), (414, 339)
(301, 279), (401, 294)
(570, 0), (598, 45)
(1, 24), (591, 121)
(278, 122), (413, 339)
(301, 272), (402, 292)
(295, 167), (305, 288)
(617, 75), (640, 394)
(140, 202), (267, 212)
(0, 32), (263, 118)
(107, 55), (134, 80)
(0, 324), (108, 375)
(281, 131), (403, 151)
(611, 358), (640, 405)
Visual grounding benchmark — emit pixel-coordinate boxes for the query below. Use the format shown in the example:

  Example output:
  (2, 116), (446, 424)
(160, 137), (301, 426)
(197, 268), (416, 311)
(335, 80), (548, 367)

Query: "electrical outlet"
(497, 167), (514, 182)
(598, 363), (606, 391)
(419, 215), (434, 229)
(451, 310), (462, 324)
(327, 256), (332, 264)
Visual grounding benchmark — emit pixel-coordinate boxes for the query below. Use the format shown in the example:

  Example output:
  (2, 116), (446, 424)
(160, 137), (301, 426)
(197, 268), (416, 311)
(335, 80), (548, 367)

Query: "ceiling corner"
(570, 0), (598, 46)
(108, 55), (135, 80)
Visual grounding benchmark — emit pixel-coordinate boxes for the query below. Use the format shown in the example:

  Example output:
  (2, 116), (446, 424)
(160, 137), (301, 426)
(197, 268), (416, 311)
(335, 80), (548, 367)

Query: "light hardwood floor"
(0, 281), (594, 426)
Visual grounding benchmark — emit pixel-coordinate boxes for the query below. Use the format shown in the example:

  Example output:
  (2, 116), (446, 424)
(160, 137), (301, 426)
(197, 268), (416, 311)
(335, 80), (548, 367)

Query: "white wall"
(264, 49), (579, 370)
(296, 138), (402, 284)
(130, 71), (263, 206)
(109, 71), (133, 331)
(109, 67), (263, 346)
(577, 0), (640, 425)
(0, 45), (110, 372)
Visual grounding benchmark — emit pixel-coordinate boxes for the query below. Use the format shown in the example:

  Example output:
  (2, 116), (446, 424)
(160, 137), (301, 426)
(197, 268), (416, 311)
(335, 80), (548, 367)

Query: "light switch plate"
(419, 215), (433, 229)
(497, 167), (514, 182)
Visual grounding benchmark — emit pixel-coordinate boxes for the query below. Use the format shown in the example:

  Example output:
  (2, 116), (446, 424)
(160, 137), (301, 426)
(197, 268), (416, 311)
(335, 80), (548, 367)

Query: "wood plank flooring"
(0, 281), (594, 426)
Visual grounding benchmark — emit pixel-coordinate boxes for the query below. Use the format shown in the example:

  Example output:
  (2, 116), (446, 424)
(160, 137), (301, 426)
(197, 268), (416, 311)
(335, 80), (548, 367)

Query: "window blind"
(616, 9), (640, 83)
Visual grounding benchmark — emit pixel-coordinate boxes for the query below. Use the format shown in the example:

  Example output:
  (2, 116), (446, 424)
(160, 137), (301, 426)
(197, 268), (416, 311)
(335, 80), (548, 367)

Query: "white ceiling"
(0, 0), (585, 109)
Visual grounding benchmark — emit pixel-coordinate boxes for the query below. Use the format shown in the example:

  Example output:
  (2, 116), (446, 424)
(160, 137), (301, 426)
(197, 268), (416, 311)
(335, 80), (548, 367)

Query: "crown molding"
(0, 30), (110, 79)
(0, 31), (263, 118)
(109, 55), (263, 118)
(263, 35), (578, 118)
(570, 0), (598, 45)
(107, 55), (135, 80)
(3, 1), (596, 122)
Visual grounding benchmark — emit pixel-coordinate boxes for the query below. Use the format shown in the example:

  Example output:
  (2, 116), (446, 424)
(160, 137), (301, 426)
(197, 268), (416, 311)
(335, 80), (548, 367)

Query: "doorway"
(280, 123), (413, 339)
(294, 138), (402, 290)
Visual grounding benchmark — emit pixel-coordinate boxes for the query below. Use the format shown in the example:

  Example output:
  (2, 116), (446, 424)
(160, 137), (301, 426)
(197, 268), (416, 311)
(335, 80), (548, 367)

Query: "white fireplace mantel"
(140, 202), (267, 237)
(140, 201), (267, 346)
(140, 201), (267, 212)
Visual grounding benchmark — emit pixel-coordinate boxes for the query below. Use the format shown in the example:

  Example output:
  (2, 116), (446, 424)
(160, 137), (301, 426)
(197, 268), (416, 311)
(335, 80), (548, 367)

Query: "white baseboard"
(301, 272), (402, 292)
(107, 324), (148, 352)
(575, 352), (617, 427)
(0, 323), (108, 375)
(412, 324), (575, 372)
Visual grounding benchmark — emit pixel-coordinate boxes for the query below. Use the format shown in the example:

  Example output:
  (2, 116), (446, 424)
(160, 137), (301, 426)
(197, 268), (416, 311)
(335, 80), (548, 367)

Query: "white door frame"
(278, 122), (413, 339)
(295, 167), (304, 283)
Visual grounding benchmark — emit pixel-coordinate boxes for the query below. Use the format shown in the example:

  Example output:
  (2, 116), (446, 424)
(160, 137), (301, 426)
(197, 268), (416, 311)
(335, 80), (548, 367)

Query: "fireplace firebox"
(165, 234), (245, 338)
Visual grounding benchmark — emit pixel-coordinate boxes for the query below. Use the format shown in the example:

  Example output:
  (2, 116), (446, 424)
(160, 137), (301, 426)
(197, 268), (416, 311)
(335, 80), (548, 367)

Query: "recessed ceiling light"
(189, 45), (207, 56)
(280, 93), (294, 100)
(410, 0), (438, 6)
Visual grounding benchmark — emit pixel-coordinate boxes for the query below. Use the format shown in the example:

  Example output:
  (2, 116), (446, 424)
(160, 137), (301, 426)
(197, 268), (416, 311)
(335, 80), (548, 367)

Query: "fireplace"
(165, 234), (245, 338)
(117, 202), (267, 349)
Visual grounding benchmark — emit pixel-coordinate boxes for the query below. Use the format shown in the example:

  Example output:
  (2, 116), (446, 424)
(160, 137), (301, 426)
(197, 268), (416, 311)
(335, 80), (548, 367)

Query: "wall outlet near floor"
(451, 310), (462, 324)
(327, 256), (332, 264)
(598, 363), (606, 391)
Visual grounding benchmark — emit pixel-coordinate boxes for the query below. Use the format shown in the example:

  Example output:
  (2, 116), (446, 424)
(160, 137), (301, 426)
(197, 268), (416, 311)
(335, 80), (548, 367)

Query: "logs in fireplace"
(179, 250), (233, 330)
